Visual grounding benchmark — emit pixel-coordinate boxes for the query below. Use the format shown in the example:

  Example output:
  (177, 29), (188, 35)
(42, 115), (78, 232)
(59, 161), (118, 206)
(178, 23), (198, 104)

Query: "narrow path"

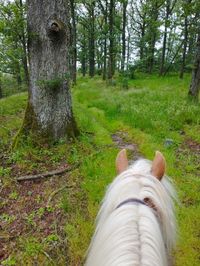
(111, 130), (142, 163)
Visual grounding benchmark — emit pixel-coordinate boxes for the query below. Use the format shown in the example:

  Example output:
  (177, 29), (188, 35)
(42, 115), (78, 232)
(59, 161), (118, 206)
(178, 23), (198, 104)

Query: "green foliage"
(2, 256), (16, 266)
(0, 75), (200, 265)
(9, 191), (19, 200)
(37, 74), (69, 91)
(0, 167), (11, 177)
(0, 213), (16, 224)
(0, 0), (27, 92)
(44, 234), (59, 244)
(22, 238), (43, 257)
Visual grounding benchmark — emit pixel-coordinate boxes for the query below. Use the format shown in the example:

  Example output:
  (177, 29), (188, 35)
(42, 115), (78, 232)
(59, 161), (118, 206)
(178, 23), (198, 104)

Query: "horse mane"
(85, 159), (176, 266)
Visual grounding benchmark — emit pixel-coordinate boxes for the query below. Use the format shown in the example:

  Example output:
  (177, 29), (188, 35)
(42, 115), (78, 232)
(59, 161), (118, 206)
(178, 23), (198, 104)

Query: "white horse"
(85, 150), (176, 266)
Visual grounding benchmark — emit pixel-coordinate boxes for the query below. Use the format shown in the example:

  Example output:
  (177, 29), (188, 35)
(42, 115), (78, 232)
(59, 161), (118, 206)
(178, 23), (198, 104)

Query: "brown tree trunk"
(102, 0), (108, 80)
(70, 0), (77, 84)
(180, 16), (189, 79)
(19, 0), (29, 86)
(127, 32), (130, 68)
(21, 0), (78, 142)
(160, 0), (170, 75)
(121, 0), (127, 71)
(140, 21), (146, 60)
(108, 0), (115, 79)
(188, 31), (200, 100)
(88, 1), (95, 77)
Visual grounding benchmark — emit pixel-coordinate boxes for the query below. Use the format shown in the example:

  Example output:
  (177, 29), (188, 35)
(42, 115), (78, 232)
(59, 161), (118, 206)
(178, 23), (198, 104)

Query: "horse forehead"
(130, 159), (152, 173)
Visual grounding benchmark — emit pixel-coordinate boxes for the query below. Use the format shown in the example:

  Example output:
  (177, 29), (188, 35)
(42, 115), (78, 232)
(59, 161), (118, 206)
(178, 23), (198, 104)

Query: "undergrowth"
(0, 74), (199, 265)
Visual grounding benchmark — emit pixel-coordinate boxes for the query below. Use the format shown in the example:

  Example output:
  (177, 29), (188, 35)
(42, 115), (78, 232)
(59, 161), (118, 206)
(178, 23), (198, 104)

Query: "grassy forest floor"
(0, 74), (200, 265)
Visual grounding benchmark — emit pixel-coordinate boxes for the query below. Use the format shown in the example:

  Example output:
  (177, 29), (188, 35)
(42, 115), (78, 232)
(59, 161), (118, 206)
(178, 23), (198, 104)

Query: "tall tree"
(97, 0), (108, 80)
(179, 0), (192, 79)
(188, 29), (200, 100)
(121, 0), (128, 71)
(21, 0), (78, 142)
(18, 0), (29, 85)
(69, 0), (77, 84)
(108, 0), (115, 79)
(0, 0), (29, 86)
(85, 0), (96, 77)
(146, 0), (163, 74)
(159, 0), (177, 75)
(77, 23), (88, 76)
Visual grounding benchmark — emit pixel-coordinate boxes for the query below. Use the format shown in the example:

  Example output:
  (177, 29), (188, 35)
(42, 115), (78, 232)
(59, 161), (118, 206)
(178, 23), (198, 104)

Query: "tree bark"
(108, 0), (115, 79)
(69, 0), (77, 84)
(103, 0), (108, 80)
(127, 32), (130, 69)
(19, 0), (29, 86)
(188, 31), (200, 100)
(160, 0), (170, 75)
(179, 16), (189, 78)
(21, 0), (78, 142)
(121, 0), (128, 71)
(146, 0), (163, 74)
(88, 1), (95, 77)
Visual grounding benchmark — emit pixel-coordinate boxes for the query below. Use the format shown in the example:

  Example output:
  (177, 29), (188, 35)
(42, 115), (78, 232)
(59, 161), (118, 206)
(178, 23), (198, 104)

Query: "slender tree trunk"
(20, 0), (78, 142)
(81, 56), (86, 77)
(80, 26), (87, 77)
(14, 53), (22, 90)
(19, 0), (29, 86)
(70, 0), (77, 84)
(103, 1), (108, 80)
(103, 35), (107, 80)
(108, 0), (115, 79)
(180, 16), (189, 78)
(88, 1), (95, 77)
(160, 0), (170, 75)
(121, 0), (127, 71)
(146, 1), (162, 74)
(148, 34), (156, 74)
(188, 31), (200, 100)
(164, 40), (184, 75)
(140, 22), (146, 60)
(127, 32), (130, 69)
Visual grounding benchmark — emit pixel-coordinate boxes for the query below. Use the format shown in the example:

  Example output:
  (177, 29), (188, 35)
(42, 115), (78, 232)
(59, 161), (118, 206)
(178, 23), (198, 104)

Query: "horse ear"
(116, 149), (128, 174)
(151, 151), (166, 180)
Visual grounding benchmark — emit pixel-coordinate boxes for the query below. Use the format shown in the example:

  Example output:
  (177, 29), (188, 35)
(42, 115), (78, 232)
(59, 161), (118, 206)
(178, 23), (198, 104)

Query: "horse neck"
(86, 162), (176, 266)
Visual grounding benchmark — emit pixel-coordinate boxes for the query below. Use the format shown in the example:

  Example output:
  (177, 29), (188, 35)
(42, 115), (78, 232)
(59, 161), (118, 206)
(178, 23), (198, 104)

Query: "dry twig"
(16, 165), (77, 182)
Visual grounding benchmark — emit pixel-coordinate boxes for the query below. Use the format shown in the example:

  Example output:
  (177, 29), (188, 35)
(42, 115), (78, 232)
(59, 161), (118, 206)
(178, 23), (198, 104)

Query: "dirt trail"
(111, 131), (142, 163)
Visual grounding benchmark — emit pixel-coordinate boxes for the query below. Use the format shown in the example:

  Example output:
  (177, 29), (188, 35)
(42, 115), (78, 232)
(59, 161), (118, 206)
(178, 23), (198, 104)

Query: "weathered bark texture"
(160, 0), (170, 75)
(88, 1), (95, 77)
(69, 0), (77, 84)
(147, 5), (159, 74)
(21, 0), (78, 142)
(188, 31), (200, 100)
(19, 0), (29, 86)
(98, 0), (108, 80)
(121, 0), (127, 71)
(108, 0), (115, 79)
(179, 16), (189, 78)
(179, 0), (192, 79)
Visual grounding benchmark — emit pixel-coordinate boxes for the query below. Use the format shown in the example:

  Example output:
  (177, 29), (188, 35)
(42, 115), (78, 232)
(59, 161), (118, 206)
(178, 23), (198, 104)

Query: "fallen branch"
(16, 165), (77, 182)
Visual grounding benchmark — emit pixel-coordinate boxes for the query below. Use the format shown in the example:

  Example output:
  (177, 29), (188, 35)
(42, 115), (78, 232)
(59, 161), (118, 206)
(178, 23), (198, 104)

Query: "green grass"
(0, 74), (200, 265)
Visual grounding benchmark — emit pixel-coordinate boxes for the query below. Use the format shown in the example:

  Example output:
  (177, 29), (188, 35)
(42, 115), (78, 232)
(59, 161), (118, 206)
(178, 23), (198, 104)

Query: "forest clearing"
(1, 75), (200, 265)
(0, 0), (200, 265)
